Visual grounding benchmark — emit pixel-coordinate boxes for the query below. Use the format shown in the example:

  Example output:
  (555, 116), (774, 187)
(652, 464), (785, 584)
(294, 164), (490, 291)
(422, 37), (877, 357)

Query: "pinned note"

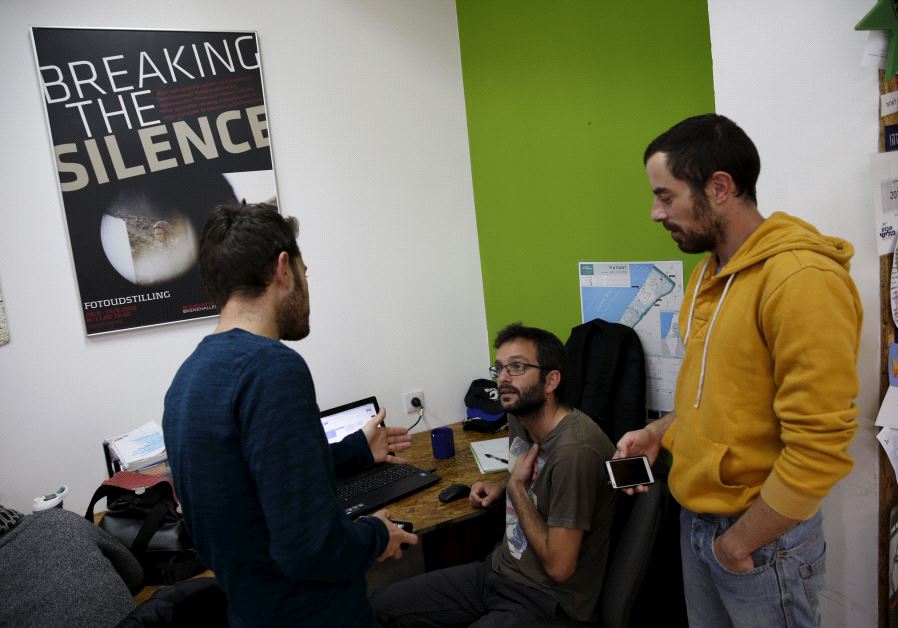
(883, 90), (898, 117)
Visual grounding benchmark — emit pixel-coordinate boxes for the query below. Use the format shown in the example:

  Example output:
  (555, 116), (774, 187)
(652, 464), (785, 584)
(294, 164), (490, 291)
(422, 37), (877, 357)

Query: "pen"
(484, 453), (508, 464)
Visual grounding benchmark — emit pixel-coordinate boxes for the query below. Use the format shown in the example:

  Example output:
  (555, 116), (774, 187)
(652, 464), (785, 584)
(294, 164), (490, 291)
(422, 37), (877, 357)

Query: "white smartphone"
(606, 455), (655, 489)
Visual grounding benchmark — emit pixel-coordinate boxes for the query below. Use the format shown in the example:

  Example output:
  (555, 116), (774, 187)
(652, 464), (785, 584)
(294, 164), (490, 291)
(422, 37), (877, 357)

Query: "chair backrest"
(561, 319), (647, 444)
(515, 478), (670, 628)
(599, 477), (669, 627)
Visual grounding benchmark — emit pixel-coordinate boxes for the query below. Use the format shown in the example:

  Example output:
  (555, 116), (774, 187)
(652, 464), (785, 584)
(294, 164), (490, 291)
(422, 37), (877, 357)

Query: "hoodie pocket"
(671, 425), (750, 510)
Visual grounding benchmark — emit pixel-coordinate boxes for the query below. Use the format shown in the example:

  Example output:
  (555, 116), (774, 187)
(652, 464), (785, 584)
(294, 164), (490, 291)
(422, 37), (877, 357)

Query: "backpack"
(85, 471), (205, 585)
(561, 318), (647, 443)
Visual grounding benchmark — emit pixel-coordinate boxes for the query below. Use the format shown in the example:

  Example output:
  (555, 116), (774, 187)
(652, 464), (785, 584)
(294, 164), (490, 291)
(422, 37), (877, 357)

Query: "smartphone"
(390, 520), (414, 533)
(391, 520), (414, 549)
(606, 455), (655, 489)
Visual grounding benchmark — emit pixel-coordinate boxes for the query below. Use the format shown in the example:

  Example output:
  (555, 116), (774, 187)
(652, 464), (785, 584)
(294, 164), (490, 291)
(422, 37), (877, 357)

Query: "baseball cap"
(463, 379), (507, 432)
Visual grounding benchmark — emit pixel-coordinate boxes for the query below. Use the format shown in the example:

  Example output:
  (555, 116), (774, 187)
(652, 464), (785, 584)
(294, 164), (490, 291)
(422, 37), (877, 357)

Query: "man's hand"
(509, 443), (539, 487)
(615, 417), (668, 463)
(614, 413), (673, 495)
(712, 533), (754, 573)
(711, 495), (797, 573)
(369, 509), (418, 562)
(362, 410), (413, 464)
(469, 479), (506, 508)
(615, 427), (660, 458)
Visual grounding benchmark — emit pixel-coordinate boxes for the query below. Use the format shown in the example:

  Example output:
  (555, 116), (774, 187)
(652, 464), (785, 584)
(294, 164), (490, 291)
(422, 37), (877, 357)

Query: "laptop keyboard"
(337, 465), (417, 502)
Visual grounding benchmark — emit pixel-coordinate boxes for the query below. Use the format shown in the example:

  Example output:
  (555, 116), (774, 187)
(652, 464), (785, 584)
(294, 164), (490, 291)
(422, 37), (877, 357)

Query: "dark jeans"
(370, 558), (558, 627)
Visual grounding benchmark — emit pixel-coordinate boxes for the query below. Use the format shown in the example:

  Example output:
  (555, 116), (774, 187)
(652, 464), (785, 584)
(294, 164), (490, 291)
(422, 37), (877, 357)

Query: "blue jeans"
(680, 508), (826, 628)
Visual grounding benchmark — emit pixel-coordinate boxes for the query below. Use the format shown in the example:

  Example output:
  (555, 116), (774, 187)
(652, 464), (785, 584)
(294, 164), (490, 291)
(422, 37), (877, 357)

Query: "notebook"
(321, 396), (441, 517)
(469, 436), (510, 474)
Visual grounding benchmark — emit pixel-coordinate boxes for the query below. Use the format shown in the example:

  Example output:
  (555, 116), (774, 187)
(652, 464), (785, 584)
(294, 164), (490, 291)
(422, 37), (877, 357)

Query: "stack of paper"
(470, 437), (510, 474)
(107, 420), (167, 472)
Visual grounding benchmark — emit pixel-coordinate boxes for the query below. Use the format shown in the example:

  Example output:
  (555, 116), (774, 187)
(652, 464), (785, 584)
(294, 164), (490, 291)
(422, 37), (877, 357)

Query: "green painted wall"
(456, 1), (715, 352)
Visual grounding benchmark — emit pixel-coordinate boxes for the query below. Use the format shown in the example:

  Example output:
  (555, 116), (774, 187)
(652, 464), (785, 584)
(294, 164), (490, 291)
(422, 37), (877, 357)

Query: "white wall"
(0, 0), (488, 515)
(1, 0), (885, 622)
(708, 1), (881, 625)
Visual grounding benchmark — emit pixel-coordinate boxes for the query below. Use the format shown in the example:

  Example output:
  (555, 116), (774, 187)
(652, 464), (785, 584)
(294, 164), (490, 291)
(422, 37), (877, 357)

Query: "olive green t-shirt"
(491, 409), (616, 621)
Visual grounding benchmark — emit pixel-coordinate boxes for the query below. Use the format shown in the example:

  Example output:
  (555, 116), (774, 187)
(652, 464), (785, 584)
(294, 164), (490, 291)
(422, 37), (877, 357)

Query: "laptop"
(321, 396), (441, 517)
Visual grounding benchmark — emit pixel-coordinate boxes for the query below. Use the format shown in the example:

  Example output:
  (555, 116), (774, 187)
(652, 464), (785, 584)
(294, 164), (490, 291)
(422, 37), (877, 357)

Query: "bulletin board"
(879, 69), (898, 628)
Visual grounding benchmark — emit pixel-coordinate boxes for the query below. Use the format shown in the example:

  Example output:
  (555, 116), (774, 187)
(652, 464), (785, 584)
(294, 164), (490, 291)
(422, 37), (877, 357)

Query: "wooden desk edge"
(381, 422), (508, 533)
(104, 422), (507, 603)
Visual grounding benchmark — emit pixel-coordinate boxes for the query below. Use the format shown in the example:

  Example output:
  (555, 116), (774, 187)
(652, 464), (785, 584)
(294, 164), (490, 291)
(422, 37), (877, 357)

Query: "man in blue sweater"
(163, 202), (417, 627)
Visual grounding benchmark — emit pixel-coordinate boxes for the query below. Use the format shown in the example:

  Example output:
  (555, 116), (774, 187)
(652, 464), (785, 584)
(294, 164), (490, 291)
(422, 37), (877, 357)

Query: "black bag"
(561, 318), (647, 443)
(85, 472), (205, 585)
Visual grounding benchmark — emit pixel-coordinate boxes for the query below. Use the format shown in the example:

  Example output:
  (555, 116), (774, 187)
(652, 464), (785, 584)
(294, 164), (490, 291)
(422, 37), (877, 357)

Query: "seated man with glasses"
(371, 322), (617, 626)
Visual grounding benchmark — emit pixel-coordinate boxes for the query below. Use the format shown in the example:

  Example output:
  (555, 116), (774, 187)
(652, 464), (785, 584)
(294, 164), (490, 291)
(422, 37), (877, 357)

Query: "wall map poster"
(579, 261), (685, 412)
(30, 28), (278, 335)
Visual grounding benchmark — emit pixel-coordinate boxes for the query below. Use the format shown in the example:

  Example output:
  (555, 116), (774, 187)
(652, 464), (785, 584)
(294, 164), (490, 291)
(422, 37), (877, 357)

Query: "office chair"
(520, 476), (669, 627)
(598, 477), (669, 627)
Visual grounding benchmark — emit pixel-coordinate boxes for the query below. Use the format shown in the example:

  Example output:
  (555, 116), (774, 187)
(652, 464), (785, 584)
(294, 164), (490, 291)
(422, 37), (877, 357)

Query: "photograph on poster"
(30, 27), (279, 335)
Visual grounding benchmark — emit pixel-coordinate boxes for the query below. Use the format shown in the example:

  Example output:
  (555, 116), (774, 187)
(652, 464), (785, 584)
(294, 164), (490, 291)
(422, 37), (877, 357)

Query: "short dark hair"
(199, 201), (300, 307)
(494, 322), (566, 385)
(644, 114), (760, 204)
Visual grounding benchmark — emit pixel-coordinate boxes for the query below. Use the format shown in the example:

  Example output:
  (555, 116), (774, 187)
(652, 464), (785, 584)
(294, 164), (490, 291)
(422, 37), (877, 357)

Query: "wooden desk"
(385, 422), (506, 531)
(374, 422), (507, 574)
(128, 422), (507, 601)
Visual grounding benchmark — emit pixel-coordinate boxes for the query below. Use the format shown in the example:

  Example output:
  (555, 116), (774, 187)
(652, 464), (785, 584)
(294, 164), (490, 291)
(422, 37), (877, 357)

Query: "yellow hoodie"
(662, 212), (862, 520)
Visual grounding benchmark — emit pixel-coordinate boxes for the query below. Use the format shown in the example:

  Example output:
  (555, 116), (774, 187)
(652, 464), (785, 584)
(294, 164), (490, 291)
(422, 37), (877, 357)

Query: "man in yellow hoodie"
(617, 114), (862, 628)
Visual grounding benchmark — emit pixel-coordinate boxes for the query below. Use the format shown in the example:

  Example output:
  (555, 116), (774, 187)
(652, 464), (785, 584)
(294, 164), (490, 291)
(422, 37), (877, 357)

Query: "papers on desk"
(106, 420), (167, 472)
(470, 437), (509, 473)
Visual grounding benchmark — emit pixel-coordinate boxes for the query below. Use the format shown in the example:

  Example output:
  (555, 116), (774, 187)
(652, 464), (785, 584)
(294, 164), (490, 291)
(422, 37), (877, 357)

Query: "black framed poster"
(31, 27), (278, 334)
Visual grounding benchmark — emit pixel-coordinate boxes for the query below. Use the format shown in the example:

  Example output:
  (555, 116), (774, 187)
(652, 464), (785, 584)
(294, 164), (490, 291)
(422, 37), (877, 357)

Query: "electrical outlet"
(403, 389), (425, 414)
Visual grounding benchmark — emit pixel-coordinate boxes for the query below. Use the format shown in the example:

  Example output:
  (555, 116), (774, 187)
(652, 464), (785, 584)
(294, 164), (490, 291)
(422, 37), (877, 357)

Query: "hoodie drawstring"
(683, 258), (736, 408)
(682, 258), (709, 345)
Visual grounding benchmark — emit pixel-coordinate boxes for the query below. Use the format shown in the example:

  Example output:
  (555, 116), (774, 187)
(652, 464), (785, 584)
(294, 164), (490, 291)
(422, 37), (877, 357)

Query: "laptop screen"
(320, 397), (380, 444)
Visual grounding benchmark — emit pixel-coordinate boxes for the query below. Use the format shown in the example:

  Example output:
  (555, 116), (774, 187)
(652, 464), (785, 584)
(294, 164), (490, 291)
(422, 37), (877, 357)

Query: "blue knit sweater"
(163, 329), (387, 627)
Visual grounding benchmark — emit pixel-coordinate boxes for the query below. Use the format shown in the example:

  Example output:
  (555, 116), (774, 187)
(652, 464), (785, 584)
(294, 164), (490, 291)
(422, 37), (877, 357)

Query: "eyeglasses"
(489, 362), (549, 378)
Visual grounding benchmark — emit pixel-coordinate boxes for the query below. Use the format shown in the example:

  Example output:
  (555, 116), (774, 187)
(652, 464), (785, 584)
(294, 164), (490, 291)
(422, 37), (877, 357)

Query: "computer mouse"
(438, 483), (471, 503)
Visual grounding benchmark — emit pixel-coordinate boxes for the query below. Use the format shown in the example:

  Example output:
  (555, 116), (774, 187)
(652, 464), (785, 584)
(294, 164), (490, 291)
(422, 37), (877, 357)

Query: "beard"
(277, 280), (310, 341)
(499, 379), (547, 417)
(668, 192), (725, 254)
